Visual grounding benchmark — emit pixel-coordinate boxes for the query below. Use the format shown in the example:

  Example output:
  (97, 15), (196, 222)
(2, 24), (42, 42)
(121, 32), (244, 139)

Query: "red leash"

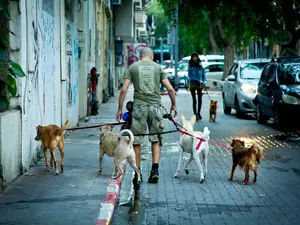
(167, 116), (228, 149)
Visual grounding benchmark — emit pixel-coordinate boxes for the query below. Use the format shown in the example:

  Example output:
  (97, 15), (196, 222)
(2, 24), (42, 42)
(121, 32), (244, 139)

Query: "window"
(278, 63), (300, 85)
(205, 64), (224, 72)
(259, 64), (271, 85)
(228, 64), (237, 75)
(267, 65), (276, 84)
(240, 62), (268, 79)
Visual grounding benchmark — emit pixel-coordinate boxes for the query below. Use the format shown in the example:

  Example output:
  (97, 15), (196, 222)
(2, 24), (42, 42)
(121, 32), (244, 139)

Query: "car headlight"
(241, 84), (256, 92)
(282, 94), (300, 105)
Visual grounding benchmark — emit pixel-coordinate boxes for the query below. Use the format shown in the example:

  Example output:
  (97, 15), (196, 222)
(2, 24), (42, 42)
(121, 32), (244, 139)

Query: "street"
(112, 91), (300, 225)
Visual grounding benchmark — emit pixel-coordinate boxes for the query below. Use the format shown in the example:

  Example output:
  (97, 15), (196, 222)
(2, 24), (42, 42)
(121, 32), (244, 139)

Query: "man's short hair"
(139, 47), (153, 59)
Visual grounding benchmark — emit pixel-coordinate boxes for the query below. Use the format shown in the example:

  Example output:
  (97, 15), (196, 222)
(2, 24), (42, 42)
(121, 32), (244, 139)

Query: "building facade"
(0, 0), (144, 193)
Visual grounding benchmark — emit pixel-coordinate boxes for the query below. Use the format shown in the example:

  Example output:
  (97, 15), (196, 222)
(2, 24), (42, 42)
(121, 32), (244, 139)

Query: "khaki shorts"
(131, 104), (164, 145)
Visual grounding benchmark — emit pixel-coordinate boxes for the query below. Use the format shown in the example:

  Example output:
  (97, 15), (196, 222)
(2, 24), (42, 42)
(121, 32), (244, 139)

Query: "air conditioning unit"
(111, 0), (122, 5)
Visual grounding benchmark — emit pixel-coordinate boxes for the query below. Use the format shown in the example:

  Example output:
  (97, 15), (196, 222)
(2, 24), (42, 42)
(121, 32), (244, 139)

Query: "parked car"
(203, 62), (224, 80)
(177, 62), (224, 88)
(254, 57), (300, 130)
(180, 54), (224, 64)
(222, 58), (271, 118)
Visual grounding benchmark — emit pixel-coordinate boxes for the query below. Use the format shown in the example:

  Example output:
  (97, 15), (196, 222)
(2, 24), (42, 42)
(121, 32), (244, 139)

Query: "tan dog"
(99, 125), (118, 173)
(209, 100), (218, 122)
(112, 129), (141, 182)
(35, 120), (71, 175)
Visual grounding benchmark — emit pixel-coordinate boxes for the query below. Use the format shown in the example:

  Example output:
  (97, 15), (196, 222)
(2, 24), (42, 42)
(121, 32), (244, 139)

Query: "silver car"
(222, 59), (271, 118)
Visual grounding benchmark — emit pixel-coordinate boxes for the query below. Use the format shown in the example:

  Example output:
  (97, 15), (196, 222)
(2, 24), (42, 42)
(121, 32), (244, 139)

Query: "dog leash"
(203, 87), (211, 101)
(66, 122), (126, 131)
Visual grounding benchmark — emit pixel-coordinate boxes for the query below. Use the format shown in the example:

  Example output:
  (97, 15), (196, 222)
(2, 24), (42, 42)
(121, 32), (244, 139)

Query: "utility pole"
(169, 28), (173, 67)
(174, 4), (179, 92)
(160, 37), (163, 63)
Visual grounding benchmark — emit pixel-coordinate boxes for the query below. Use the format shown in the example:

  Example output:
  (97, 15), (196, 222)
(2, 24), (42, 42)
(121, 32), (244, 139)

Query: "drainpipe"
(60, 0), (66, 125)
(107, 0), (113, 97)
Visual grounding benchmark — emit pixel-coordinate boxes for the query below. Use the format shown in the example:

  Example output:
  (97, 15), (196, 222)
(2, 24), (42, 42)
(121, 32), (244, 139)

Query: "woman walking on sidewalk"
(188, 52), (207, 120)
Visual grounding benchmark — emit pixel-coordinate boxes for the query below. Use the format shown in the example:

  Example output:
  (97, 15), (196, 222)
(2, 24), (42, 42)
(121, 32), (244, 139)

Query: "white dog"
(173, 115), (210, 183)
(111, 129), (141, 183)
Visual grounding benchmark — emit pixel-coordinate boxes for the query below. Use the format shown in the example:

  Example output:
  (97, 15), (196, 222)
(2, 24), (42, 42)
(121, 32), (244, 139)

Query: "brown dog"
(35, 120), (71, 175)
(209, 100), (218, 122)
(228, 139), (264, 184)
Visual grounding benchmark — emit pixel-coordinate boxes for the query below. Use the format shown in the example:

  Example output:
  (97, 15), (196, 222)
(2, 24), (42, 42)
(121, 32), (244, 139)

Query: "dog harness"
(178, 129), (205, 150)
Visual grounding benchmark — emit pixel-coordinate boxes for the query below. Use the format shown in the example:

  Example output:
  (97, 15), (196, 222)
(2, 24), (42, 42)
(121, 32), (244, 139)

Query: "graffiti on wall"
(73, 37), (78, 105)
(67, 55), (73, 104)
(126, 43), (147, 67)
(66, 22), (72, 49)
(41, 0), (54, 48)
(66, 21), (73, 105)
(31, 21), (39, 88)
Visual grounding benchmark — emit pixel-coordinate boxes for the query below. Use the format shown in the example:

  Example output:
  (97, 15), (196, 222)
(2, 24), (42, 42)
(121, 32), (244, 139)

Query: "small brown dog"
(209, 100), (218, 122)
(228, 139), (264, 184)
(35, 120), (71, 175)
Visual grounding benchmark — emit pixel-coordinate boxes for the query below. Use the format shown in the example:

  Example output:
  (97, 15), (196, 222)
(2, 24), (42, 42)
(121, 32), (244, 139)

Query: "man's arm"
(161, 78), (176, 106)
(118, 78), (131, 111)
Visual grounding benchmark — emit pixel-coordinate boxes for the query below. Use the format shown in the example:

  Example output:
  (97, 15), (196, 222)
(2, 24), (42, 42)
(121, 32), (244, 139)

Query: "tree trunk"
(209, 20), (219, 54)
(222, 42), (235, 80)
(216, 19), (235, 80)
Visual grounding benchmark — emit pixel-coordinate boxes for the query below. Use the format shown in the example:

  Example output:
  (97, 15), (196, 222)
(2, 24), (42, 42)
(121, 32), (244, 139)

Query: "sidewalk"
(113, 92), (300, 225)
(0, 88), (133, 225)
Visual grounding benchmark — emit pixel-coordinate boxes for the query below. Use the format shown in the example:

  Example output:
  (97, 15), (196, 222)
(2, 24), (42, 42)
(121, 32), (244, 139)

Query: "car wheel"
(235, 97), (244, 119)
(223, 95), (231, 114)
(273, 107), (286, 131)
(256, 103), (268, 124)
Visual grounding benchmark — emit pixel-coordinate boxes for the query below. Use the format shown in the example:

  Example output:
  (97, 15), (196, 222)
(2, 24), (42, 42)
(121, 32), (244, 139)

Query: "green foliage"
(147, 0), (169, 38)
(0, 0), (26, 110)
(158, 0), (300, 52)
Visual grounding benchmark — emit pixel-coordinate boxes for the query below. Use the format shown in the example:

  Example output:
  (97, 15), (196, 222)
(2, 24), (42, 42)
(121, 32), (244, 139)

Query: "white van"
(180, 54), (224, 64)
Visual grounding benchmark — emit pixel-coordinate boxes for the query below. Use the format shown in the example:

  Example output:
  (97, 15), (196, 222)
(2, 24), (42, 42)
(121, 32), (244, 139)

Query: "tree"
(158, 0), (254, 79)
(147, 0), (169, 42)
(158, 0), (300, 79)
(244, 0), (300, 55)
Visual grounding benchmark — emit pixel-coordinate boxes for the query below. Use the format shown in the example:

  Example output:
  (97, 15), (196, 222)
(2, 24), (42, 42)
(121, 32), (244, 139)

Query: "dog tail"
(56, 120), (71, 136)
(251, 143), (264, 164)
(203, 127), (210, 139)
(118, 129), (134, 146)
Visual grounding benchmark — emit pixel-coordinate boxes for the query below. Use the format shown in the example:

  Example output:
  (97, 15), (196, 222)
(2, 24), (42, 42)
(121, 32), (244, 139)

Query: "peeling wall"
(0, 0), (79, 181)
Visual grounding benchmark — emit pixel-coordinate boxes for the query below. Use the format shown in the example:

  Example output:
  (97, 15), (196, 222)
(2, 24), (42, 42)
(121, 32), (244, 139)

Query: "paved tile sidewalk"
(113, 92), (300, 225)
(0, 88), (133, 225)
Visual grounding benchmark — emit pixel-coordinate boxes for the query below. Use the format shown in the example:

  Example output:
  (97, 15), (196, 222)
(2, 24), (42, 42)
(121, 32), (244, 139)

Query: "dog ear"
(231, 139), (235, 147)
(210, 100), (213, 103)
(180, 115), (185, 124)
(190, 115), (196, 124)
(36, 126), (43, 132)
(215, 101), (218, 104)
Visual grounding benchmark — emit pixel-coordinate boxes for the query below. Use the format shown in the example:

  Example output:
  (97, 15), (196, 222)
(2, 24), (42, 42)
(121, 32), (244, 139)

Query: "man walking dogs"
(116, 47), (177, 190)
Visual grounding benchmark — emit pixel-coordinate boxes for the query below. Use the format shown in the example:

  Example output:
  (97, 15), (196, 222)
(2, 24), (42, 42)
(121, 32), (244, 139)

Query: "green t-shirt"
(124, 60), (167, 105)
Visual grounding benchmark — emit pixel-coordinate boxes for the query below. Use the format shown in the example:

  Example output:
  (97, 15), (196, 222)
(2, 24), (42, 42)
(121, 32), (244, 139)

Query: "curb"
(95, 163), (127, 225)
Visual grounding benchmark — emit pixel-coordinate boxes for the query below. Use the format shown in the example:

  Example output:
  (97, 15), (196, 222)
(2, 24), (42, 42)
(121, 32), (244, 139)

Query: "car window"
(259, 64), (271, 85)
(228, 64), (237, 75)
(233, 65), (239, 78)
(278, 63), (300, 85)
(240, 62), (268, 79)
(205, 64), (224, 72)
(267, 65), (276, 84)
